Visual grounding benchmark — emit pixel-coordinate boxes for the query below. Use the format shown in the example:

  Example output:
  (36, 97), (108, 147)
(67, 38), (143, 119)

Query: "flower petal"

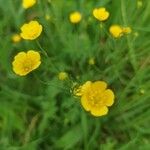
(81, 95), (91, 111)
(91, 106), (108, 117)
(92, 81), (107, 92)
(27, 50), (41, 70)
(103, 89), (115, 106)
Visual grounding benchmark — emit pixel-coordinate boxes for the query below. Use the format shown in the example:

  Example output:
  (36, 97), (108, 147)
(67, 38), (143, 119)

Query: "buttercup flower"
(22, 0), (36, 9)
(12, 50), (41, 76)
(88, 58), (95, 65)
(58, 72), (68, 80)
(69, 11), (82, 24)
(12, 34), (21, 43)
(74, 81), (115, 117)
(109, 25), (123, 38)
(20, 21), (42, 40)
(93, 7), (109, 21)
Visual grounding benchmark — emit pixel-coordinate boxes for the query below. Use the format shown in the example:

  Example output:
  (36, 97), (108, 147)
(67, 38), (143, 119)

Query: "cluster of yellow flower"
(12, 20), (42, 76)
(11, 0), (117, 117)
(69, 7), (132, 38)
(109, 25), (132, 38)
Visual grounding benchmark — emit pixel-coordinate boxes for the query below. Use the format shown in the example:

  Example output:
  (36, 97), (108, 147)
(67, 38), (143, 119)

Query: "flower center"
(23, 60), (32, 72)
(89, 90), (104, 107)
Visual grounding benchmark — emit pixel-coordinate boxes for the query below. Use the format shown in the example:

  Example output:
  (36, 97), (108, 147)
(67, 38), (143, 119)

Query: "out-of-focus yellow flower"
(140, 89), (145, 94)
(137, 0), (143, 8)
(109, 25), (123, 38)
(12, 34), (21, 43)
(109, 25), (132, 38)
(20, 21), (42, 40)
(58, 72), (68, 80)
(69, 11), (82, 24)
(74, 81), (115, 117)
(45, 14), (51, 21)
(134, 32), (139, 37)
(88, 58), (95, 65)
(12, 50), (41, 76)
(122, 27), (132, 34)
(93, 7), (109, 21)
(22, 0), (36, 9)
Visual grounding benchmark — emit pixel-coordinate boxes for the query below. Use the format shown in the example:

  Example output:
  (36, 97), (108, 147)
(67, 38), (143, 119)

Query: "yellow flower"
(45, 14), (51, 21)
(122, 27), (132, 34)
(75, 81), (115, 117)
(22, 0), (36, 9)
(58, 72), (68, 80)
(12, 34), (21, 43)
(134, 32), (139, 37)
(69, 11), (82, 24)
(137, 0), (143, 8)
(140, 89), (145, 94)
(93, 7), (109, 21)
(88, 58), (95, 65)
(12, 50), (41, 76)
(109, 25), (123, 38)
(20, 21), (42, 40)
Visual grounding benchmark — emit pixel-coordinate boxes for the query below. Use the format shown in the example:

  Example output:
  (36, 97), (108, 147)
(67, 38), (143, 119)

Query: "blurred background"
(0, 0), (150, 149)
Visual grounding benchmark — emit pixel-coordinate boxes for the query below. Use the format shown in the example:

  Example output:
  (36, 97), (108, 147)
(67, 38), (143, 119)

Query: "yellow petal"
(27, 50), (41, 70)
(14, 52), (26, 61)
(92, 81), (107, 92)
(27, 50), (41, 61)
(81, 95), (91, 111)
(91, 106), (108, 117)
(103, 89), (115, 106)
(80, 81), (92, 95)
(93, 9), (99, 19)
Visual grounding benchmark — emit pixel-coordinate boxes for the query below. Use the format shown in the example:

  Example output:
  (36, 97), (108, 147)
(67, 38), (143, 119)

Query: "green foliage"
(0, 0), (150, 149)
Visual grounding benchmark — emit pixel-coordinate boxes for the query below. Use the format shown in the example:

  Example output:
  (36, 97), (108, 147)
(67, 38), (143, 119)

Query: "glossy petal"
(81, 95), (91, 111)
(91, 106), (108, 117)
(92, 81), (107, 92)
(27, 50), (41, 70)
(103, 89), (115, 106)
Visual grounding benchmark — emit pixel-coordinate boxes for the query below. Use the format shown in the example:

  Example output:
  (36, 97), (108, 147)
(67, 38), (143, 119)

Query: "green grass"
(0, 0), (150, 149)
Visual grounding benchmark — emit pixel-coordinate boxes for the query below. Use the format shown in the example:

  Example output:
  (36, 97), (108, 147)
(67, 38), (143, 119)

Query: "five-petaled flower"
(74, 81), (115, 117)
(12, 50), (41, 76)
(69, 11), (82, 24)
(93, 7), (109, 21)
(109, 25), (123, 38)
(22, 0), (36, 9)
(20, 21), (42, 40)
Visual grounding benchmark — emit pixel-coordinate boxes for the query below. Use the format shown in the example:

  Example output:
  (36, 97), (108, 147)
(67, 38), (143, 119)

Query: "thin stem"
(121, 0), (137, 71)
(36, 40), (49, 58)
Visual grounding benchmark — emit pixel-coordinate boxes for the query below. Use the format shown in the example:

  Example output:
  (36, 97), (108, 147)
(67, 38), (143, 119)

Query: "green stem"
(36, 40), (49, 58)
(121, 0), (138, 71)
